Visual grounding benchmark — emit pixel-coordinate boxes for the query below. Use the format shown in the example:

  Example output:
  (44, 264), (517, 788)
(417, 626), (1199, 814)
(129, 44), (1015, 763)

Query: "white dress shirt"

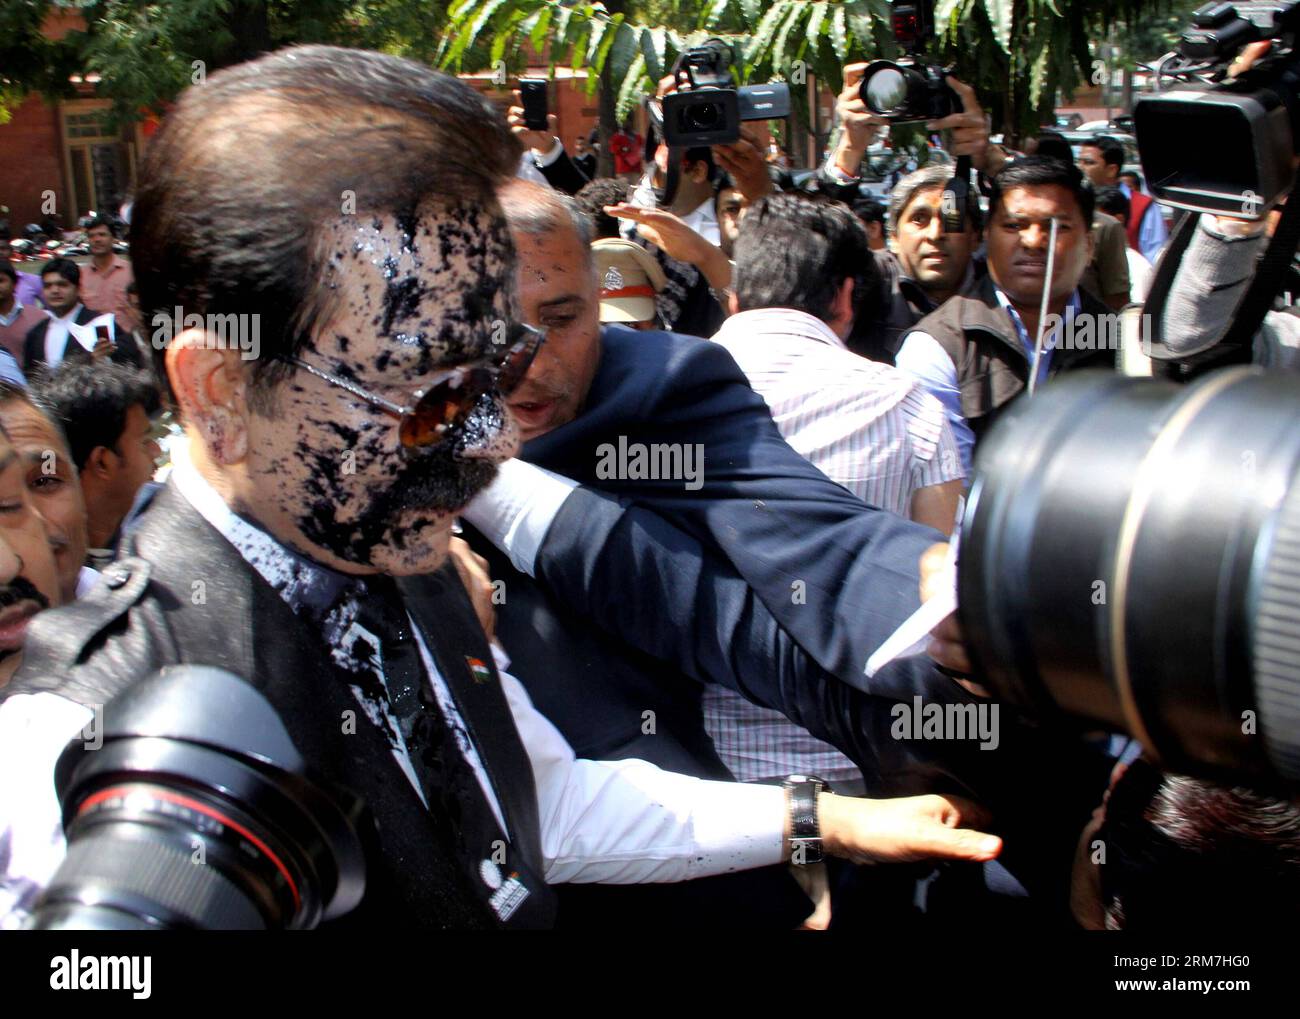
(0, 457), (785, 928)
(42, 303), (84, 369)
(624, 172), (721, 246)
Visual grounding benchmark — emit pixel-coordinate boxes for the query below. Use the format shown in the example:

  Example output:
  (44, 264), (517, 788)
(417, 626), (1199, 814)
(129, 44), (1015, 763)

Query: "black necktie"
(351, 576), (480, 853)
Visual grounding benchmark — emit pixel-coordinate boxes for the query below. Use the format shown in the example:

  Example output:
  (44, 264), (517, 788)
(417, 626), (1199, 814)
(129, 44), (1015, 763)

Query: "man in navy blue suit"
(463, 182), (1109, 926)
(495, 181), (953, 699)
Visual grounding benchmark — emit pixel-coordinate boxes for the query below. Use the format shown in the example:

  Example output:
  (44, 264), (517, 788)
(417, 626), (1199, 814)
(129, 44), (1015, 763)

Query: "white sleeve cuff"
(824, 156), (859, 183)
(533, 137), (565, 167)
(460, 458), (579, 577)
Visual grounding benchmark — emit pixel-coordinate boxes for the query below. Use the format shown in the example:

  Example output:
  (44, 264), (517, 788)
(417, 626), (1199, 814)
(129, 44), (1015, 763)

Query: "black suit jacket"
(23, 305), (144, 375)
(6, 484), (554, 928)
(536, 147), (592, 196)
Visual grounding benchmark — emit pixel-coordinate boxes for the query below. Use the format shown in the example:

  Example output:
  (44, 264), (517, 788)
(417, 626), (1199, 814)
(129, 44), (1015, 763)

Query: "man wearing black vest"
(896, 158), (1117, 474)
(0, 46), (1002, 931)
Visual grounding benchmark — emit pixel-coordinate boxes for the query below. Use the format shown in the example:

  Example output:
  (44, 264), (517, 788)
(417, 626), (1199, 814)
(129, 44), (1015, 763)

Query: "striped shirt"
(705, 306), (964, 787)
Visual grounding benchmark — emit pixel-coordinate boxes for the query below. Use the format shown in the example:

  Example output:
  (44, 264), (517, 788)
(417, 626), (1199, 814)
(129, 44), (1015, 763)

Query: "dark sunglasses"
(288, 323), (545, 449)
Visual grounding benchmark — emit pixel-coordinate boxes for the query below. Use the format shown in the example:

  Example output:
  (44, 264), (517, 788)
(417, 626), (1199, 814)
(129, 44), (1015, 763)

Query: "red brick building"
(0, 9), (148, 233)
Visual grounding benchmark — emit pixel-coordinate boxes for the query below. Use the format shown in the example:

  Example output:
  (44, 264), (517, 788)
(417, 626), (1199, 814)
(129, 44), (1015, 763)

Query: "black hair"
(990, 156), (1094, 229)
(1095, 758), (1300, 929)
(888, 164), (983, 235)
(733, 193), (879, 326)
(41, 257), (80, 287)
(1033, 131), (1074, 164)
(30, 361), (161, 470)
(574, 177), (628, 240)
(1094, 185), (1130, 222)
(1086, 135), (1126, 169)
(130, 45), (516, 408)
(86, 215), (116, 236)
(682, 146), (719, 184)
(0, 262), (15, 284)
(852, 197), (886, 225)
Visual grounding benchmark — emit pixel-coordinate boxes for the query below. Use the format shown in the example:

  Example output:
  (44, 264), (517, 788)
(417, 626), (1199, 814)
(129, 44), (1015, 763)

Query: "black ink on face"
(250, 199), (519, 572)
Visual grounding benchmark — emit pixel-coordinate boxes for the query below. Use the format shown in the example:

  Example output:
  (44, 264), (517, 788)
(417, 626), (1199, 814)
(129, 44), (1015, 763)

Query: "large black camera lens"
(959, 369), (1300, 790)
(661, 87), (740, 146)
(859, 59), (955, 124)
(684, 100), (722, 133)
(862, 65), (912, 115)
(29, 666), (368, 930)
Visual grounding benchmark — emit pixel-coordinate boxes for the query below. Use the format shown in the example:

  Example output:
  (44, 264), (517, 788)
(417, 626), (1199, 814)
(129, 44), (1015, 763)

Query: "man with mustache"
(0, 423), (61, 688)
(0, 46), (1001, 930)
(896, 157), (1117, 473)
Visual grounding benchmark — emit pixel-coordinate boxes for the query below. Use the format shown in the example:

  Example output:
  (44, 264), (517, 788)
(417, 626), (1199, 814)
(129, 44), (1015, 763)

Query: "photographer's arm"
(604, 202), (733, 292)
(505, 98), (590, 196)
(1159, 216), (1272, 357)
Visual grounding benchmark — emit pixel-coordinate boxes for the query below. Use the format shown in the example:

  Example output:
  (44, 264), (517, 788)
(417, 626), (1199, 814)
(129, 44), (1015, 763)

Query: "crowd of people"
(0, 45), (1297, 934)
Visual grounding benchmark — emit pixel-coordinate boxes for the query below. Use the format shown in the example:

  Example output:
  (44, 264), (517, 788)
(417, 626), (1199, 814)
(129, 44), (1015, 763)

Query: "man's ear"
(84, 445), (116, 481)
(833, 276), (856, 328)
(165, 329), (250, 465)
(727, 290), (740, 316)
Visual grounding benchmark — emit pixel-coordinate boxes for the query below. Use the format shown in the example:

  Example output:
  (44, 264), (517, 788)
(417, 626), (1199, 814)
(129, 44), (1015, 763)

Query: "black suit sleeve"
(110, 330), (145, 368)
(537, 148), (591, 196)
(22, 322), (44, 373)
(803, 165), (860, 205)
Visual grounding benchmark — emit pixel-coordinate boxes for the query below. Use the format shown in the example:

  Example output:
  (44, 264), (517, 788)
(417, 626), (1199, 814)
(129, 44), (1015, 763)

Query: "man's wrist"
(814, 791), (844, 859)
(1206, 215), (1269, 240)
(532, 136), (564, 165)
(700, 247), (733, 293)
(831, 139), (866, 181)
(784, 775), (827, 864)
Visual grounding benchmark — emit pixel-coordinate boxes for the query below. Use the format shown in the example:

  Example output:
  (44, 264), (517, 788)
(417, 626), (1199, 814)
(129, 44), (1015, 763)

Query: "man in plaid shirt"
(707, 193), (964, 791)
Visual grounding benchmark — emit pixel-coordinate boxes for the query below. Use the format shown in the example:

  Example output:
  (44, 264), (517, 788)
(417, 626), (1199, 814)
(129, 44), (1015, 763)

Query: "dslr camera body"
(1135, 1), (1300, 216)
(658, 39), (791, 147)
(859, 1), (959, 123)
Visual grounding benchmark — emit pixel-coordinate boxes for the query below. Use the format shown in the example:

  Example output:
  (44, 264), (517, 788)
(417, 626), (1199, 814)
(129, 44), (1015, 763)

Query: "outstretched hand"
(819, 792), (1001, 865)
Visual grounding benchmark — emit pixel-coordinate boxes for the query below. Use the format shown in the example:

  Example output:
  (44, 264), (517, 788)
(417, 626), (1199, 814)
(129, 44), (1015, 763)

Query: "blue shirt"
(1121, 182), (1168, 263)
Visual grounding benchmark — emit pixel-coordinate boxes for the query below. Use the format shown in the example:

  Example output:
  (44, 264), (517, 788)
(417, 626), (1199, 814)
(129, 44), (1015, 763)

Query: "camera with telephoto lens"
(959, 369), (1300, 794)
(658, 39), (791, 147)
(859, 1), (959, 123)
(1135, 1), (1300, 217)
(28, 666), (368, 930)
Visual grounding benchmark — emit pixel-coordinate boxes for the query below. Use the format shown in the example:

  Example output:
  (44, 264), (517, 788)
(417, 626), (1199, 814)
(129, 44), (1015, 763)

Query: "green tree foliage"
(0, 0), (455, 125)
(1, 0), (1185, 140)
(438, 0), (1179, 142)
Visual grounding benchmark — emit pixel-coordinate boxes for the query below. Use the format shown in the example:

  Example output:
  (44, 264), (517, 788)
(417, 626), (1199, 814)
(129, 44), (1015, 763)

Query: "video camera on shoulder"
(858, 1), (959, 124)
(1135, 1), (1300, 216)
(658, 39), (791, 147)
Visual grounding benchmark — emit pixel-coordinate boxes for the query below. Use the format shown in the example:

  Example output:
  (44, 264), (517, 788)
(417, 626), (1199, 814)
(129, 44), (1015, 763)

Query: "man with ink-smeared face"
(242, 201), (519, 576)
